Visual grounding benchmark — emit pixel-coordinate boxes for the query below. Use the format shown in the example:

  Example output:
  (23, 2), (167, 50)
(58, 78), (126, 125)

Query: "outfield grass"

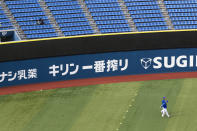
(0, 78), (197, 131)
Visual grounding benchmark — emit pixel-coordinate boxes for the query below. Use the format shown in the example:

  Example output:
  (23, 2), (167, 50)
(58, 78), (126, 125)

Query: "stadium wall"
(1, 30), (197, 88)
(1, 30), (197, 62)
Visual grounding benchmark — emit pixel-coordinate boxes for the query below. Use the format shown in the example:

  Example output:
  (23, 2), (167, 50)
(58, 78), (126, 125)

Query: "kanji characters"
(0, 68), (38, 83)
(28, 69), (37, 79)
(107, 59), (118, 72)
(92, 59), (128, 73)
(18, 70), (27, 80)
(0, 58), (128, 84)
(94, 60), (105, 73)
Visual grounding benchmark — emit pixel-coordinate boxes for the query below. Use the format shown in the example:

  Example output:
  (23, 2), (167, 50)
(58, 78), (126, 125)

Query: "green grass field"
(0, 78), (197, 131)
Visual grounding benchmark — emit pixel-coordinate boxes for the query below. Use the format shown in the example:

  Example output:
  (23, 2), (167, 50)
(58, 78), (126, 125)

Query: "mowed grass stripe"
(165, 78), (197, 131)
(22, 85), (97, 131)
(0, 78), (196, 131)
(69, 82), (140, 131)
(0, 91), (54, 131)
(119, 79), (184, 131)
(117, 86), (139, 131)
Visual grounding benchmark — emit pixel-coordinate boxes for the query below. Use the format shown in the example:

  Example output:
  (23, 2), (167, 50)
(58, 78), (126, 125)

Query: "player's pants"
(161, 108), (170, 117)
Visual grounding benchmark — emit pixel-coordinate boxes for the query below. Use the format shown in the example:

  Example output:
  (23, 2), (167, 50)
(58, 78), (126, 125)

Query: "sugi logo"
(140, 55), (197, 70)
(140, 58), (152, 69)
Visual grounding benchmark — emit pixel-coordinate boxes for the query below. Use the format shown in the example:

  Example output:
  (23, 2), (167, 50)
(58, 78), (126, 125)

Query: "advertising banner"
(0, 48), (197, 87)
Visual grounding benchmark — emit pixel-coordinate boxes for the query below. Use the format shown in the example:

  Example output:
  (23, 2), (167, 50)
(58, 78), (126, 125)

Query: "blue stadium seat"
(6, 0), (38, 5)
(24, 29), (56, 34)
(7, 4), (40, 9)
(47, 1), (78, 6)
(4, 0), (197, 38)
(45, 0), (94, 36)
(11, 8), (43, 13)
(45, 0), (73, 2)
(89, 7), (121, 12)
(124, 0), (168, 31)
(56, 17), (87, 23)
(96, 19), (127, 25)
(19, 20), (50, 26)
(52, 10), (83, 15)
(85, 0), (131, 33)
(58, 22), (90, 27)
(164, 0), (197, 30)
(100, 28), (131, 33)
(63, 30), (94, 36)
(26, 33), (58, 39)
(5, 0), (57, 39)
(0, 5), (14, 31)
(16, 16), (48, 22)
(49, 5), (81, 11)
(21, 25), (53, 30)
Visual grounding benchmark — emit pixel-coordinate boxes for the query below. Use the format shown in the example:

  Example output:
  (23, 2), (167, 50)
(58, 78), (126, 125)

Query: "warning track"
(0, 72), (197, 95)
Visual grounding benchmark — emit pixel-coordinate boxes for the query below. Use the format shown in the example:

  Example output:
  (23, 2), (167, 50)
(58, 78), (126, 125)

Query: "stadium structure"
(1, 0), (197, 131)
(0, 0), (196, 41)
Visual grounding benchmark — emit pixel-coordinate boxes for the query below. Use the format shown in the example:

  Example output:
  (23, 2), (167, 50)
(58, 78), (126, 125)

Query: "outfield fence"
(1, 48), (197, 87)
(1, 30), (197, 87)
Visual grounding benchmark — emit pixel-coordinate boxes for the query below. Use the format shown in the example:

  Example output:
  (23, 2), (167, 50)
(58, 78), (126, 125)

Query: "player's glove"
(167, 100), (168, 103)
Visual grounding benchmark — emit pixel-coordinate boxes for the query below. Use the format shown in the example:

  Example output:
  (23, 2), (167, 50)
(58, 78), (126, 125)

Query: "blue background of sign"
(1, 48), (197, 88)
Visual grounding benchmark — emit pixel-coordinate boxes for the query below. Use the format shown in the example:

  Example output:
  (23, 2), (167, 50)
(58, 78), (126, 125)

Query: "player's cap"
(163, 97), (165, 99)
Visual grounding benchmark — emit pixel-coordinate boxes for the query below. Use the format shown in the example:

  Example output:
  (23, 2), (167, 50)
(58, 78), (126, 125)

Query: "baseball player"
(160, 97), (170, 117)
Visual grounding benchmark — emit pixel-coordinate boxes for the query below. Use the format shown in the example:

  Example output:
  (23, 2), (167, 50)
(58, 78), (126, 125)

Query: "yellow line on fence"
(1, 29), (197, 45)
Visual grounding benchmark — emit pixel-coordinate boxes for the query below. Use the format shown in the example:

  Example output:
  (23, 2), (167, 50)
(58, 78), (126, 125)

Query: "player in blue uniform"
(160, 97), (170, 117)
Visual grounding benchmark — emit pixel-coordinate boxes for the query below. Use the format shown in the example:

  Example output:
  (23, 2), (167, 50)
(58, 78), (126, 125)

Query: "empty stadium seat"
(164, 0), (197, 30)
(124, 0), (168, 31)
(3, 0), (197, 39)
(45, 0), (94, 36)
(85, 0), (131, 33)
(5, 0), (57, 39)
(0, 5), (14, 31)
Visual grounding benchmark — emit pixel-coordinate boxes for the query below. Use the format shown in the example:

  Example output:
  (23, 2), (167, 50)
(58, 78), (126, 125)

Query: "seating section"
(3, 0), (197, 39)
(5, 0), (58, 39)
(124, 0), (168, 31)
(85, 0), (131, 33)
(45, 0), (94, 36)
(0, 5), (13, 31)
(164, 0), (197, 30)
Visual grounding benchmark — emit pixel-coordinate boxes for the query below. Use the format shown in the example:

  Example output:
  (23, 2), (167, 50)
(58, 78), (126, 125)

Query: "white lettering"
(189, 55), (194, 67)
(153, 57), (162, 69)
(196, 55), (197, 67)
(142, 55), (197, 70)
(176, 55), (187, 67)
(164, 56), (175, 68)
